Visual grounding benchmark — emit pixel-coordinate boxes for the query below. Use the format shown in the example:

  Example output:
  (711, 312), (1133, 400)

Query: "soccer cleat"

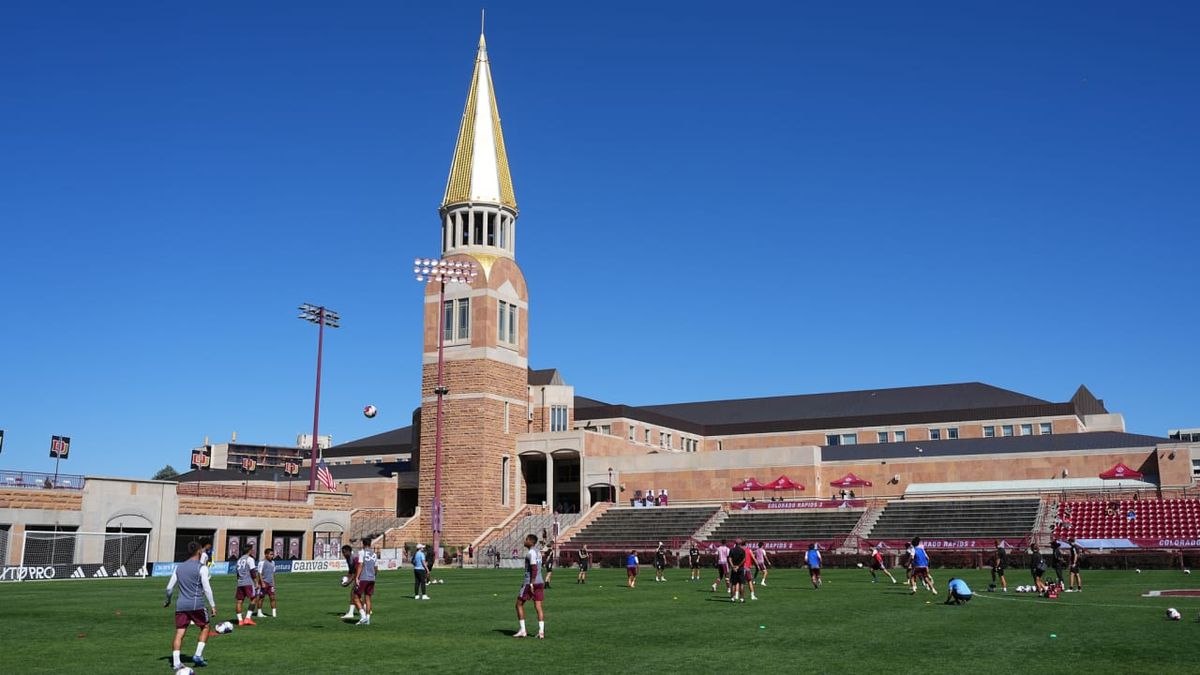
(415, 595), (421, 600)
(341, 612), (355, 619)
(237, 619), (245, 626)
(191, 656), (208, 668)
(256, 611), (265, 618)
(761, 581), (767, 586)
(357, 616), (370, 625)
(751, 594), (757, 601)
(536, 632), (544, 639)
(245, 617), (257, 626)
(512, 630), (527, 638)
(421, 595), (430, 600)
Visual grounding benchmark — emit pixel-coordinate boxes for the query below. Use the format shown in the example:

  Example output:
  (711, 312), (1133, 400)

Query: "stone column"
(544, 453), (554, 513)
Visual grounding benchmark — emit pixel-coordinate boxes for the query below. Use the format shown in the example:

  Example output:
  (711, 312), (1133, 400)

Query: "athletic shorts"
(518, 583), (545, 603)
(730, 568), (744, 584)
(871, 560), (885, 571)
(260, 584), (275, 598)
(1069, 564), (1080, 573)
(654, 561), (665, 570)
(690, 558), (700, 569)
(810, 567), (821, 580)
(627, 566), (638, 577)
(912, 567), (929, 580)
(175, 609), (209, 629)
(718, 563), (729, 579)
(1031, 569), (1044, 579)
(236, 584), (255, 600)
(992, 566), (1005, 577)
(357, 580), (375, 597)
(579, 562), (589, 571)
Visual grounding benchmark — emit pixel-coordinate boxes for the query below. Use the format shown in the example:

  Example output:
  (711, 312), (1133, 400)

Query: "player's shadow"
(492, 628), (519, 636)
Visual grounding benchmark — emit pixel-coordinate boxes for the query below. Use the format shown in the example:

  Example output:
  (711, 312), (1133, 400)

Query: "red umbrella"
(829, 472), (872, 488)
(764, 475), (804, 491)
(732, 478), (766, 492)
(1099, 462), (1143, 480)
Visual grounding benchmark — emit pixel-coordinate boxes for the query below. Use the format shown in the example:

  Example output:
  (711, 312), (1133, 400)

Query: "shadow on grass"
(492, 628), (519, 636)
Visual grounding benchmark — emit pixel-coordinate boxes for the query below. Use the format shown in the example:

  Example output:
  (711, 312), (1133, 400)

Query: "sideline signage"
(732, 499), (866, 510)
(1, 563), (149, 582)
(290, 559), (349, 573)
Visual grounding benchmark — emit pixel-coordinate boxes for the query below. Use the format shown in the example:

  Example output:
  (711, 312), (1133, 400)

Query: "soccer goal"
(19, 530), (150, 579)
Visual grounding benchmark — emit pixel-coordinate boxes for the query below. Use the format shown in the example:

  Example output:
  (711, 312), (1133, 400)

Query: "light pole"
(298, 303), (340, 492)
(414, 258), (477, 561)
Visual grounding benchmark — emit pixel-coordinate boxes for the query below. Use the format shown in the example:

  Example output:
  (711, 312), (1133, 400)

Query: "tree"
(153, 464), (180, 481)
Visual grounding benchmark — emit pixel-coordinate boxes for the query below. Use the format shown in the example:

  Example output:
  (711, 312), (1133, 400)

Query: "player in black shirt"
(989, 541), (1008, 592)
(688, 542), (701, 581)
(576, 545), (591, 584)
(728, 540), (748, 603)
(653, 543), (668, 582)
(1067, 538), (1083, 592)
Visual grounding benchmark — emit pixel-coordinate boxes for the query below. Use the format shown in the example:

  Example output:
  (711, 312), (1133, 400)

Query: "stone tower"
(416, 30), (528, 548)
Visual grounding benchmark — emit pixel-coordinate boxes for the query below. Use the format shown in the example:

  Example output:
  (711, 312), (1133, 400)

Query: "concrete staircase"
(351, 508), (411, 541)
(845, 501), (887, 550)
(556, 502), (610, 545)
(692, 506), (728, 545)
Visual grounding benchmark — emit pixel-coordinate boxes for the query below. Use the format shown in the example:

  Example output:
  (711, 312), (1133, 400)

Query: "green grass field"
(1, 567), (1197, 674)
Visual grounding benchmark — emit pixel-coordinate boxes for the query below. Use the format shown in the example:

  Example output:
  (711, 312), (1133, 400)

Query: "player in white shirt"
(513, 534), (545, 639)
(234, 544), (259, 626)
(711, 540), (731, 593)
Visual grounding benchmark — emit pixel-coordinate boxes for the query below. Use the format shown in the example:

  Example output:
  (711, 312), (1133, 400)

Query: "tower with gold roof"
(416, 29), (529, 547)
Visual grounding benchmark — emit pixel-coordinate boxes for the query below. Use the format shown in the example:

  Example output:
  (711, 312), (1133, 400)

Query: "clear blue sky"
(2, 1), (1197, 478)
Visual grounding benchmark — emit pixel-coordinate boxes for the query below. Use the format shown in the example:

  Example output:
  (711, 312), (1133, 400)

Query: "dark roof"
(575, 383), (1109, 436)
(528, 368), (563, 386)
(324, 426), (413, 458)
(825, 431), (1169, 463)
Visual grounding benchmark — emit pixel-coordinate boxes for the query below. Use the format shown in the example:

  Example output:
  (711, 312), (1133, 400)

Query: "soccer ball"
(363, 405), (378, 418)
(214, 621), (234, 634)
(856, 562), (863, 568)
(341, 575), (350, 587)
(1167, 608), (1181, 621)
(1136, 569), (1142, 574)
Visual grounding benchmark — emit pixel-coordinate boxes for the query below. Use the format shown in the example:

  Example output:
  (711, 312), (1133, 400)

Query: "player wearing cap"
(340, 544), (360, 620)
(165, 541), (217, 670)
(413, 543), (430, 600)
(353, 538), (378, 624)
(234, 543), (258, 626)
(514, 534), (545, 639)
(806, 543), (823, 589)
(653, 543), (668, 582)
(688, 542), (701, 581)
(711, 540), (731, 593)
(254, 548), (277, 618)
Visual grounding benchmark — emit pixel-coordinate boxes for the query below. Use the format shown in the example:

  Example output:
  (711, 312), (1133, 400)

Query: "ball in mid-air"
(363, 405), (378, 419)
(341, 575), (350, 587)
(1167, 608), (1181, 621)
(856, 562), (863, 568)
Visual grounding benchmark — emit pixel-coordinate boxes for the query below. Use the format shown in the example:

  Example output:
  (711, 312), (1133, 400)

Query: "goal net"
(17, 531), (149, 580)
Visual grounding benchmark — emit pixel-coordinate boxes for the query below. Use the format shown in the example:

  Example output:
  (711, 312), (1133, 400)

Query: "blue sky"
(2, 1), (1197, 478)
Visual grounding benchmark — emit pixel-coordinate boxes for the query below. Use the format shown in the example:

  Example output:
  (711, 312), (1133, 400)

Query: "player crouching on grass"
(340, 544), (361, 620)
(234, 543), (259, 626)
(165, 541), (217, 669)
(514, 533), (545, 639)
(626, 549), (640, 588)
(944, 577), (973, 605)
(254, 548), (278, 618)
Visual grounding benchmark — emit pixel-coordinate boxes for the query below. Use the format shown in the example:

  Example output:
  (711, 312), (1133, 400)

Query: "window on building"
(946, 427), (959, 439)
(645, 429), (652, 444)
(929, 428), (941, 441)
(983, 426), (996, 438)
(501, 456), (510, 505)
(1020, 423), (1033, 436)
(600, 424), (611, 435)
(550, 405), (568, 432)
(628, 425), (636, 441)
(664, 433), (672, 449)
(1040, 422), (1053, 435)
(443, 300), (454, 342)
(473, 219), (483, 246)
(457, 298), (470, 340)
(1001, 425), (1014, 437)
(504, 402), (510, 434)
(841, 433), (857, 445)
(498, 301), (508, 343)
(717, 440), (723, 451)
(1193, 459), (1200, 478)
(826, 434), (840, 446)
(460, 214), (470, 245)
(507, 303), (517, 344)
(894, 430), (907, 442)
(486, 213), (496, 246)
(877, 432), (889, 443)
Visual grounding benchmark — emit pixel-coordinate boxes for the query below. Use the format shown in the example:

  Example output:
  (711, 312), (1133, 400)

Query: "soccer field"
(1, 567), (1196, 674)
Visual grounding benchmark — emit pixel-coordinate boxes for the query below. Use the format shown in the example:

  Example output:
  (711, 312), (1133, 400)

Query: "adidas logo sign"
(92, 567), (108, 578)
(71, 567), (86, 579)
(135, 566), (148, 578)
(113, 566), (127, 577)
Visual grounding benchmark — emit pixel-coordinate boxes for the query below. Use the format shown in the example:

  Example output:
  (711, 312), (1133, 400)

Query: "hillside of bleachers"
(564, 506), (719, 548)
(707, 509), (862, 544)
(866, 498), (1040, 542)
(1054, 498), (1200, 540)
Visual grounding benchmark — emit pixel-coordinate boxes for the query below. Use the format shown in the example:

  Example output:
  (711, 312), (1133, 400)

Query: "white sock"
(194, 642), (206, 657)
(519, 619), (526, 632)
(538, 621), (544, 634)
(172, 650), (181, 668)
(237, 611), (244, 620)
(348, 604), (356, 615)
(272, 608), (276, 617)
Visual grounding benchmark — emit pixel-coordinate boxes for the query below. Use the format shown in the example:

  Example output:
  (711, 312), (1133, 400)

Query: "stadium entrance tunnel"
(519, 450), (582, 514)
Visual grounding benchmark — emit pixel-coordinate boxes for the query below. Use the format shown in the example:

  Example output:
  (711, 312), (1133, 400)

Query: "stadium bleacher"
(565, 506), (719, 547)
(707, 509), (862, 543)
(866, 499), (1040, 541)
(1053, 498), (1200, 540)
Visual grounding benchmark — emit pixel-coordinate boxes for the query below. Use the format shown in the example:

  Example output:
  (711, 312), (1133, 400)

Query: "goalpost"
(17, 530), (150, 580)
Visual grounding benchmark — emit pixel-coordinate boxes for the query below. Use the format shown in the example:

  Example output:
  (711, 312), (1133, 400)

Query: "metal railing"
(0, 469), (85, 490)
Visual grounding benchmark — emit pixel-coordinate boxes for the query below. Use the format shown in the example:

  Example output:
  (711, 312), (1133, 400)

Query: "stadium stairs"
(865, 498), (1041, 542)
(1053, 498), (1200, 540)
(707, 509), (863, 546)
(352, 508), (412, 542)
(475, 510), (583, 568)
(564, 505), (721, 550)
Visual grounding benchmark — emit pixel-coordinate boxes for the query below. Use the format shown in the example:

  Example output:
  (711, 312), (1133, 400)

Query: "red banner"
(731, 499), (865, 510)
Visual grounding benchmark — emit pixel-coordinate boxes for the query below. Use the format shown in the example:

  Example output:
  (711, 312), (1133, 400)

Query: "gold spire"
(442, 31), (517, 210)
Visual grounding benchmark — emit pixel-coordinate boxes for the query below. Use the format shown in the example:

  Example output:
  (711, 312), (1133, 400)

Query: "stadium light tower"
(413, 257), (477, 560)
(298, 303), (340, 492)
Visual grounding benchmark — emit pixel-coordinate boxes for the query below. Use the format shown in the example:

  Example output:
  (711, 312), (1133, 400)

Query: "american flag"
(316, 459), (336, 492)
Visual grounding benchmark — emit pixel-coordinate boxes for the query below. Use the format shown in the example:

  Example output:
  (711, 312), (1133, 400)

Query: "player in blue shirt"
(945, 577), (972, 605)
(909, 537), (937, 595)
(806, 543), (822, 589)
(413, 543), (430, 600)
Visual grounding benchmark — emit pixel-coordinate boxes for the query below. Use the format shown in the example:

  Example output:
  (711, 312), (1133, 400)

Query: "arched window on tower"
(460, 212), (470, 246)
(486, 212), (496, 246)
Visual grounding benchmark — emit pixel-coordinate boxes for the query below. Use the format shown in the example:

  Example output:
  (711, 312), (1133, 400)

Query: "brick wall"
(178, 497), (314, 520)
(0, 489), (83, 511)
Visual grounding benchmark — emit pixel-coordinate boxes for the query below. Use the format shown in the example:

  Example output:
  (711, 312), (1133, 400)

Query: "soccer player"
(514, 533), (545, 639)
(944, 577), (973, 605)
(1051, 540), (1066, 586)
(910, 538), (936, 595)
(806, 543), (822, 589)
(688, 541), (701, 581)
(234, 543), (258, 626)
(753, 542), (770, 586)
(413, 543), (430, 600)
(989, 541), (1008, 592)
(868, 545), (896, 584)
(340, 544), (360, 620)
(164, 541), (217, 670)
(577, 545), (590, 584)
(728, 539), (747, 602)
(1028, 544), (1047, 594)
(626, 549), (639, 588)
(255, 548), (277, 618)
(741, 541), (758, 600)
(653, 542), (668, 582)
(543, 543), (555, 589)
(353, 537), (378, 624)
(711, 540), (730, 592)
(199, 540), (213, 568)
(901, 542), (915, 587)
(1067, 538), (1083, 592)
